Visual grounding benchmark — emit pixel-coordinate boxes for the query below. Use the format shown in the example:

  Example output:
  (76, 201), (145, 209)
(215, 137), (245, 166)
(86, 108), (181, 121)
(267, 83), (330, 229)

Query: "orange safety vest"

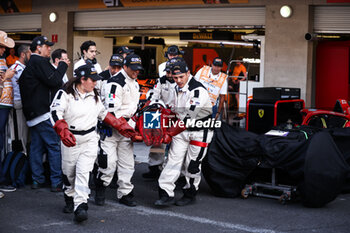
(198, 66), (227, 106)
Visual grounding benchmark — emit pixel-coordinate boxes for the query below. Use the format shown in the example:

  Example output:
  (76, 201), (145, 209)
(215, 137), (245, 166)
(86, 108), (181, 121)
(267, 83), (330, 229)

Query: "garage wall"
(74, 7), (265, 30)
(314, 6), (350, 33)
(0, 14), (41, 32)
(264, 4), (313, 106)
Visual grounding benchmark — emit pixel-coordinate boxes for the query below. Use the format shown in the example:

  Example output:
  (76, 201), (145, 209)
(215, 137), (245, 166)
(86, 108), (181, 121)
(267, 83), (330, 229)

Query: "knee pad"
(188, 160), (200, 174)
(98, 149), (108, 169)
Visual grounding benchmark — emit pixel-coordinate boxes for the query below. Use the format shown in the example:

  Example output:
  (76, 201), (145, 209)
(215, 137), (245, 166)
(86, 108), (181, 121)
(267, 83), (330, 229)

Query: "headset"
(86, 58), (97, 65)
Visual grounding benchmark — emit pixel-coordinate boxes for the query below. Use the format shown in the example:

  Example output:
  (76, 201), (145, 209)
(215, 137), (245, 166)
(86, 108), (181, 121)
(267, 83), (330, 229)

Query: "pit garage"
(72, 6), (266, 120)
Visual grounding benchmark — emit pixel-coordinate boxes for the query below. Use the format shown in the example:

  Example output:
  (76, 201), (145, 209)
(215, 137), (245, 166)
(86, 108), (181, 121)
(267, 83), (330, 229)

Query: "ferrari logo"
(258, 109), (264, 118)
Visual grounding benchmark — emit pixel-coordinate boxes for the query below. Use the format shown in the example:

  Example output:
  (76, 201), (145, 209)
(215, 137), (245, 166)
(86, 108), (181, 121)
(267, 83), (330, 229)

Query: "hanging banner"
(79, 0), (248, 9)
(0, 0), (32, 14)
(180, 31), (237, 41)
(79, 0), (108, 9)
(122, 0), (204, 7)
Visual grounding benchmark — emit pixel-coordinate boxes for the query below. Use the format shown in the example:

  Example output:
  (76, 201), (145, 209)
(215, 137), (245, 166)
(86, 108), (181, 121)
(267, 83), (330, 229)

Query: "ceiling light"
(49, 12), (58, 23)
(280, 5), (292, 18)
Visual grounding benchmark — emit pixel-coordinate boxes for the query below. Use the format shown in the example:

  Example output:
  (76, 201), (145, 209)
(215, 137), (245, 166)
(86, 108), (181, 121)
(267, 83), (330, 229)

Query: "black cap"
(31, 36), (54, 50)
(123, 54), (144, 71)
(164, 57), (184, 72)
(74, 64), (102, 81)
(117, 46), (133, 55)
(170, 58), (188, 75)
(169, 57), (185, 65)
(109, 54), (123, 66)
(212, 57), (223, 67)
(164, 45), (184, 58)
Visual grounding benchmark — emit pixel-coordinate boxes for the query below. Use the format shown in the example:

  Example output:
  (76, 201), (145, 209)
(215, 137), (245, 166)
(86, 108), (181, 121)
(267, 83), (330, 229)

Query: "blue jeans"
(0, 108), (10, 184)
(212, 105), (218, 118)
(29, 119), (62, 186)
(0, 108), (10, 152)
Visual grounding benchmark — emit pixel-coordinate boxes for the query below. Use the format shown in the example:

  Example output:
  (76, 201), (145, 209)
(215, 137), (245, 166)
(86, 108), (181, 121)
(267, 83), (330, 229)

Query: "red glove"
(162, 133), (173, 144)
(53, 119), (76, 147)
(103, 112), (136, 138)
(162, 119), (186, 144)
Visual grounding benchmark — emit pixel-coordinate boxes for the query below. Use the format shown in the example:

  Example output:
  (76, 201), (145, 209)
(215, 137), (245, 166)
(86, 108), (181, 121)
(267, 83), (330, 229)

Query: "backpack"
(1, 151), (29, 188)
(0, 109), (29, 188)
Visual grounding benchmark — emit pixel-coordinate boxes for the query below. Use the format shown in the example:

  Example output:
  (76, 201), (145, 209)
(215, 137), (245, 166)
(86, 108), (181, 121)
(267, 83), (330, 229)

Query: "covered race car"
(202, 99), (350, 207)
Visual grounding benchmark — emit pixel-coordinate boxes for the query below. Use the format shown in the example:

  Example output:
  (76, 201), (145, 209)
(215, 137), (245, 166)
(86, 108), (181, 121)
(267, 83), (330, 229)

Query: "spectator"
(74, 40), (102, 93)
(0, 30), (16, 193)
(0, 30), (15, 153)
(51, 48), (70, 84)
(8, 45), (31, 155)
(6, 48), (18, 67)
(74, 40), (102, 74)
(19, 36), (69, 192)
(0, 65), (13, 154)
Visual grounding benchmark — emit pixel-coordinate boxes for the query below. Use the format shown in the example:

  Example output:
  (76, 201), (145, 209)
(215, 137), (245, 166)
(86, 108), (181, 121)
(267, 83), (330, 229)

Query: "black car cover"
(300, 130), (350, 207)
(202, 122), (350, 207)
(202, 122), (261, 197)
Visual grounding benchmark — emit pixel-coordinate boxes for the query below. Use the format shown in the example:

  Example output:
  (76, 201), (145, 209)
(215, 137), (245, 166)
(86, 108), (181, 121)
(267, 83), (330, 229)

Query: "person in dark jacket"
(19, 36), (69, 192)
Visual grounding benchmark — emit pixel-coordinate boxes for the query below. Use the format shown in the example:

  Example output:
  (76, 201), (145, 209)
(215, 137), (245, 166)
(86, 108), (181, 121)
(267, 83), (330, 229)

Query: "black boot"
(142, 165), (161, 179)
(175, 188), (197, 206)
(175, 176), (187, 189)
(154, 188), (175, 206)
(119, 191), (136, 207)
(175, 195), (196, 206)
(63, 194), (74, 213)
(94, 178), (106, 206)
(74, 203), (88, 222)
